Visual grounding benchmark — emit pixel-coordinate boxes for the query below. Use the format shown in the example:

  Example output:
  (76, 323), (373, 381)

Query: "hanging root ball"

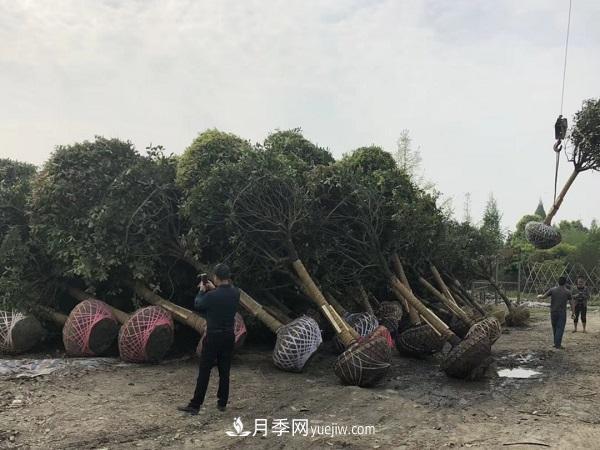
(466, 317), (502, 345)
(376, 301), (403, 334)
(196, 312), (248, 356)
(62, 300), (119, 356)
(505, 306), (530, 327)
(441, 334), (492, 380)
(334, 312), (379, 352)
(395, 323), (444, 356)
(0, 311), (45, 354)
(118, 306), (174, 363)
(334, 335), (391, 387)
(525, 221), (562, 249)
(273, 315), (323, 372)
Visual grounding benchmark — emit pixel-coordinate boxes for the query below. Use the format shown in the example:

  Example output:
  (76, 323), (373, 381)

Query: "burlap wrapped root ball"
(0, 311), (45, 354)
(395, 323), (444, 356)
(441, 333), (492, 380)
(333, 312), (379, 353)
(505, 306), (530, 327)
(118, 306), (174, 363)
(466, 316), (502, 345)
(196, 312), (247, 355)
(525, 221), (562, 249)
(62, 300), (120, 356)
(365, 325), (394, 348)
(334, 334), (391, 387)
(273, 315), (323, 372)
(376, 301), (403, 335)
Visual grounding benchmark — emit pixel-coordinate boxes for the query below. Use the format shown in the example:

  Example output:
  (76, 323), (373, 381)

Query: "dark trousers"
(574, 303), (587, 324)
(551, 310), (566, 347)
(190, 331), (234, 408)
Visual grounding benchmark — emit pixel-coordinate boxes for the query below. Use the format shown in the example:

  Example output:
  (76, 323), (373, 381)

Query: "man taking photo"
(178, 263), (240, 415)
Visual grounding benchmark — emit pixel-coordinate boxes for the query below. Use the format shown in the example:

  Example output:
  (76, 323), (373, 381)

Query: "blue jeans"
(551, 310), (566, 347)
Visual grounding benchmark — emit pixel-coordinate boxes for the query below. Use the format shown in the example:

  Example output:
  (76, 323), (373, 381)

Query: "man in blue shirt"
(178, 263), (240, 414)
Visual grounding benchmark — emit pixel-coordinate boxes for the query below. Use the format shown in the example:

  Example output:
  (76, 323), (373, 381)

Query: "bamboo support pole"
(418, 277), (474, 326)
(430, 265), (458, 306)
(390, 253), (421, 325)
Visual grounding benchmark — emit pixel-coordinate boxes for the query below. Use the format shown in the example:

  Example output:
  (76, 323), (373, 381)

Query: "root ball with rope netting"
(365, 325), (394, 348)
(273, 315), (323, 372)
(334, 334), (391, 387)
(334, 312), (379, 352)
(525, 222), (562, 250)
(466, 317), (502, 345)
(0, 311), (45, 354)
(395, 323), (444, 356)
(118, 306), (174, 363)
(376, 301), (403, 334)
(441, 333), (492, 380)
(196, 312), (247, 355)
(505, 306), (530, 327)
(62, 300), (119, 356)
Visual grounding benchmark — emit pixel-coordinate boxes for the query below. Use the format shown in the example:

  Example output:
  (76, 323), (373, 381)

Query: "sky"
(1, 0), (599, 231)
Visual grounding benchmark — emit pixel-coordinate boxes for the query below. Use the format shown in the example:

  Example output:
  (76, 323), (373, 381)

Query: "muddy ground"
(2, 308), (600, 449)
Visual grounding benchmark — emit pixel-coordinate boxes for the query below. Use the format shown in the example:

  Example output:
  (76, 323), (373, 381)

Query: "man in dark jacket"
(178, 263), (240, 415)
(571, 276), (590, 333)
(538, 276), (571, 349)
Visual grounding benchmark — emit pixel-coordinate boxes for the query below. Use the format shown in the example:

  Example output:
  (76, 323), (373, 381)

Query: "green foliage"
(480, 194), (503, 252)
(30, 137), (179, 284)
(570, 98), (600, 171)
(0, 159), (37, 240)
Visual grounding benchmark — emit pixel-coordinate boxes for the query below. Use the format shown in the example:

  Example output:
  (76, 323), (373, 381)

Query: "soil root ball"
(0, 311), (46, 354)
(467, 317), (502, 344)
(334, 312), (379, 353)
(441, 334), (492, 380)
(273, 315), (322, 372)
(119, 306), (174, 363)
(365, 325), (394, 348)
(62, 300), (119, 356)
(376, 301), (403, 334)
(505, 306), (530, 327)
(395, 323), (444, 356)
(334, 335), (391, 387)
(525, 221), (562, 249)
(448, 316), (470, 339)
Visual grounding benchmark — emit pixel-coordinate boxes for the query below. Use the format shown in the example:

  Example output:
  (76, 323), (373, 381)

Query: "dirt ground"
(2, 308), (600, 449)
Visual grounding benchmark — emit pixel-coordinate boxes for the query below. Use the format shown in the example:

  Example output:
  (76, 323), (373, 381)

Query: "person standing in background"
(571, 276), (590, 333)
(538, 276), (572, 349)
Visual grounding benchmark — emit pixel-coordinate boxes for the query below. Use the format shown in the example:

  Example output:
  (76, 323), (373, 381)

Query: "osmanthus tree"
(0, 160), (47, 309)
(527, 98), (600, 249)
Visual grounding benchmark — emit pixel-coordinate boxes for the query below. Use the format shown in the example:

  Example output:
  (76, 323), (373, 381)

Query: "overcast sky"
(1, 0), (599, 231)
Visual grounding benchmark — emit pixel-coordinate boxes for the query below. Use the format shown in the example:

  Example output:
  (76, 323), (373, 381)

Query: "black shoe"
(177, 405), (200, 415)
(217, 403), (227, 412)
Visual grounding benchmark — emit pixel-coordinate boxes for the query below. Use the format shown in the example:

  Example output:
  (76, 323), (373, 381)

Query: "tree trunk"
(129, 281), (206, 335)
(446, 275), (487, 317)
(418, 277), (474, 326)
(430, 265), (457, 306)
(390, 253), (421, 325)
(487, 278), (514, 312)
(238, 290), (284, 333)
(290, 258), (358, 346)
(357, 283), (374, 315)
(66, 286), (131, 324)
(389, 276), (459, 345)
(545, 169), (578, 225)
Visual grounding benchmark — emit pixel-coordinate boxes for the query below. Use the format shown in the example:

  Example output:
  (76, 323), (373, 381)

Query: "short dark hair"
(214, 263), (231, 280)
(558, 276), (567, 286)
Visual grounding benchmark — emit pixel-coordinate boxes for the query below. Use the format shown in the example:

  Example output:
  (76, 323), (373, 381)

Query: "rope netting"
(334, 312), (379, 352)
(273, 315), (322, 372)
(119, 306), (174, 362)
(361, 325), (394, 348)
(0, 310), (24, 353)
(63, 300), (119, 356)
(334, 334), (391, 387)
(466, 317), (502, 345)
(376, 301), (403, 334)
(196, 312), (247, 355)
